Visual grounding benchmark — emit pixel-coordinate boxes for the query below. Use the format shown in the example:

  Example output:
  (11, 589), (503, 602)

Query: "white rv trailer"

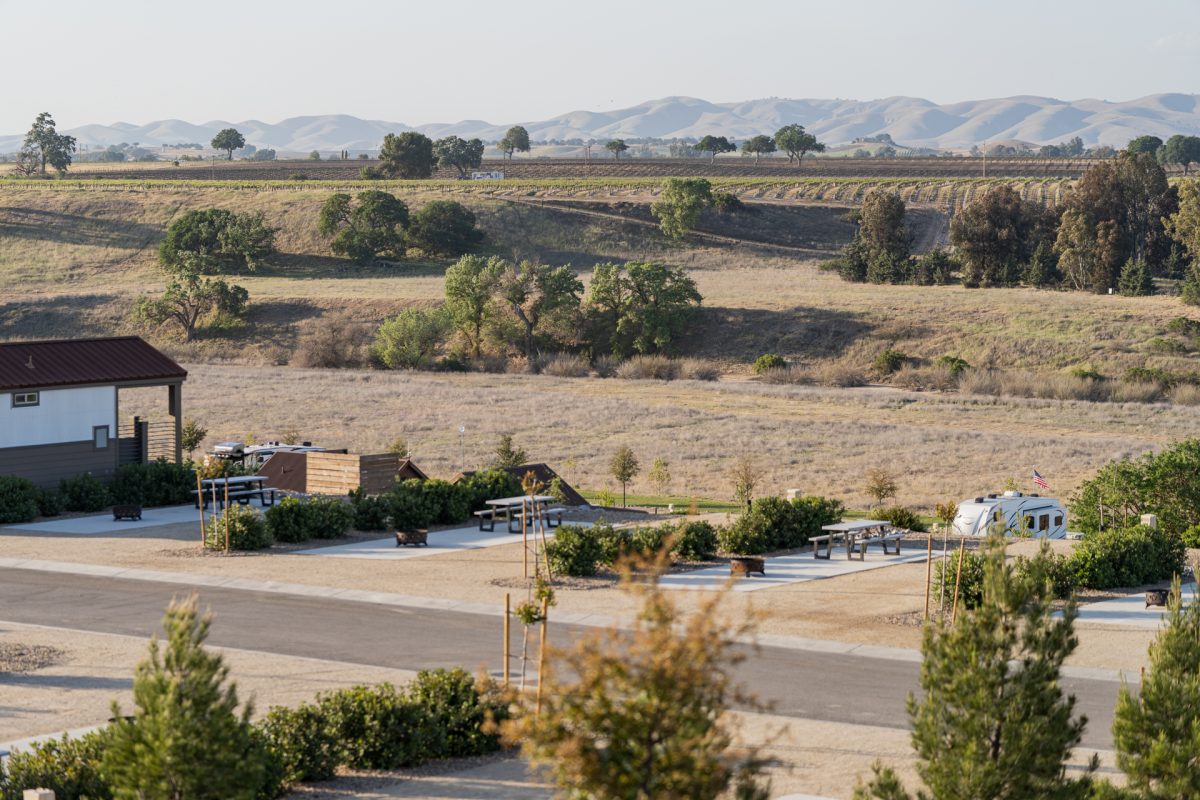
(952, 491), (1068, 539)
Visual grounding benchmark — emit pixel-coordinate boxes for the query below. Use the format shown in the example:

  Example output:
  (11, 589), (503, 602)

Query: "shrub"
(109, 460), (196, 507)
(59, 473), (110, 512)
(672, 521), (718, 561)
(319, 683), (431, 769)
(592, 354), (621, 378)
(711, 190), (746, 213)
(933, 549), (986, 609)
(1182, 524), (1200, 548)
(615, 354), (680, 381)
(258, 703), (340, 786)
(678, 358), (720, 381)
(876, 505), (928, 532)
(753, 354), (787, 374)
(737, 494), (845, 551)
(265, 496), (309, 543)
(872, 349), (909, 375)
(545, 525), (605, 577)
(628, 525), (670, 556)
(1123, 366), (1176, 388)
(389, 479), (439, 531)
(891, 364), (959, 392)
(407, 668), (504, 758)
(1069, 526), (1186, 589)
(456, 469), (522, 511)
(349, 490), (390, 531)
(0, 475), (39, 523)
(419, 478), (472, 524)
(292, 318), (363, 368)
(591, 522), (629, 565)
(0, 731), (112, 800)
(717, 515), (771, 555)
(302, 496), (355, 538)
(206, 504), (273, 550)
(934, 355), (971, 375)
(540, 353), (590, 377)
(34, 486), (64, 517)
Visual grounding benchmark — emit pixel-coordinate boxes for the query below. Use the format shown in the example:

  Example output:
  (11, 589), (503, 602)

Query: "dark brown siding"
(0, 440), (116, 489)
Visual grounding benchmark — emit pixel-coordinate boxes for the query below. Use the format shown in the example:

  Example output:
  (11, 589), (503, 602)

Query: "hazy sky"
(2, 0), (1197, 132)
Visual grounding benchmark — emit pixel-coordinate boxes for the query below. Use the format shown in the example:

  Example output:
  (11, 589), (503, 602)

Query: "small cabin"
(0, 337), (187, 488)
(952, 490), (1068, 539)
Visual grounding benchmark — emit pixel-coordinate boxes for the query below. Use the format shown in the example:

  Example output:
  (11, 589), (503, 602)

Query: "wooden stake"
(951, 539), (966, 624)
(924, 534), (933, 621)
(521, 497), (529, 579)
(503, 593), (510, 688)
(535, 500), (553, 579)
(196, 472), (206, 545)
(209, 481), (219, 545)
(535, 597), (549, 714)
(224, 477), (230, 553)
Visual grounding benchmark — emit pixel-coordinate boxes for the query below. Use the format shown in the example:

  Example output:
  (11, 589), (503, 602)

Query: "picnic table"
(193, 475), (277, 510)
(476, 494), (564, 533)
(811, 520), (903, 561)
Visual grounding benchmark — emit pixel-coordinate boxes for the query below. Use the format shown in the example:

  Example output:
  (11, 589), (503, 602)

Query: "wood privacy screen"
(305, 452), (405, 495)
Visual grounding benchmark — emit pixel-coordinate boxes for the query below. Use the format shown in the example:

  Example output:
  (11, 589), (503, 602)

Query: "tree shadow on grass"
(0, 207), (163, 248)
(0, 294), (123, 340)
(680, 305), (898, 362)
(252, 253), (451, 280)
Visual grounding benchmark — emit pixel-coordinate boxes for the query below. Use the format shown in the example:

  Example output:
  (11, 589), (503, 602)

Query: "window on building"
(1054, 514), (1063, 527)
(12, 391), (39, 407)
(1039, 514), (1050, 531)
(93, 425), (110, 450)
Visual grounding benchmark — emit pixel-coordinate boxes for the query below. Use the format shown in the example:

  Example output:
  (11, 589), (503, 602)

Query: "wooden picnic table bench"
(813, 520), (896, 561)
(193, 476), (277, 510)
(852, 530), (904, 556)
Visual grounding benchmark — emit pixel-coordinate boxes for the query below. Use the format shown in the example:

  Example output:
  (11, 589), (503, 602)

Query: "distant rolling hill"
(3, 94), (1199, 154)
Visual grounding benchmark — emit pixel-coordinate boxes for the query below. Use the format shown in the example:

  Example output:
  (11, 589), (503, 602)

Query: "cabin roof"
(0, 337), (187, 392)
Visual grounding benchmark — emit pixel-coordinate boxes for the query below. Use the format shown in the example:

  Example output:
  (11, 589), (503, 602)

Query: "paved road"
(0, 567), (1121, 749)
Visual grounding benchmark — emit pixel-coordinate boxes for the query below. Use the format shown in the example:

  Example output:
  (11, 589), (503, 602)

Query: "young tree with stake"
(610, 446), (639, 506)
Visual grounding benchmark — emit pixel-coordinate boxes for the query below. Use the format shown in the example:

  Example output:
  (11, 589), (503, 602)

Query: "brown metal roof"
(0, 337), (187, 392)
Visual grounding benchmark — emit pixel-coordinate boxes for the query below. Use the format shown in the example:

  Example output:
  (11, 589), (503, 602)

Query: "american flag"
(1032, 469), (1050, 491)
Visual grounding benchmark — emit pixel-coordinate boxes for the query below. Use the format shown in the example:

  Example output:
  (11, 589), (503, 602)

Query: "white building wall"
(0, 386), (116, 448)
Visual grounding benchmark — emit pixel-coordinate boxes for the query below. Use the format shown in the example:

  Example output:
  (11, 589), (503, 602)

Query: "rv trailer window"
(1039, 515), (1049, 531)
(1054, 514), (1063, 527)
(1023, 515), (1034, 531)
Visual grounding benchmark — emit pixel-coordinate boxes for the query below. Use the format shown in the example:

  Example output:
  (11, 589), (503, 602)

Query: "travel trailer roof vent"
(986, 493), (998, 499)
(1003, 490), (1022, 498)
(974, 497), (985, 503)
(1029, 493), (1040, 497)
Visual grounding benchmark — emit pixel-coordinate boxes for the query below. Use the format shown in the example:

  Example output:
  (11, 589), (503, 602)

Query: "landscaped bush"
(672, 520), (718, 561)
(265, 496), (352, 542)
(319, 683), (431, 769)
(34, 486), (64, 518)
(456, 469), (522, 512)
(933, 550), (986, 609)
(545, 524), (605, 577)
(419, 479), (473, 525)
(0, 475), (39, 523)
(753, 354), (787, 374)
(0, 731), (112, 800)
(592, 522), (629, 565)
(348, 489), (390, 531)
(738, 494), (846, 551)
(109, 460), (196, 507)
(1069, 526), (1185, 589)
(389, 479), (441, 531)
(59, 473), (110, 512)
(628, 525), (670, 556)
(407, 668), (505, 758)
(206, 504), (273, 550)
(258, 703), (340, 786)
(876, 505), (928, 532)
(717, 515), (771, 555)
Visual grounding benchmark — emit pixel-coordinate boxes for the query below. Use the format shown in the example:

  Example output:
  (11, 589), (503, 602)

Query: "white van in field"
(952, 491), (1069, 539)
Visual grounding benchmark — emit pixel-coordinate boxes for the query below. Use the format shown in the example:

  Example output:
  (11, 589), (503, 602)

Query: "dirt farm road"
(0, 567), (1123, 751)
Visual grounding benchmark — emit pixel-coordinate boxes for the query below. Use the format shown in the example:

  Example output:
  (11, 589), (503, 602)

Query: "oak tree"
(211, 128), (245, 160)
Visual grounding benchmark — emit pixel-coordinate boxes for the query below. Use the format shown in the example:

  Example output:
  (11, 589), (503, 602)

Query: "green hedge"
(60, 473), (110, 512)
(718, 494), (845, 554)
(265, 496), (353, 543)
(0, 669), (503, 800)
(0, 475), (39, 524)
(349, 489), (390, 531)
(109, 461), (196, 507)
(1070, 526), (1185, 589)
(876, 505), (928, 533)
(546, 525), (606, 577)
(456, 469), (523, 511)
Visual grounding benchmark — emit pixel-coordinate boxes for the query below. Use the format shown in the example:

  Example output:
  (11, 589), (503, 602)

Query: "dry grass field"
(121, 363), (1200, 510)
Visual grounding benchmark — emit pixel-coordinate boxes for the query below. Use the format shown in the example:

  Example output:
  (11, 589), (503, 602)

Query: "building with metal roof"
(0, 337), (187, 489)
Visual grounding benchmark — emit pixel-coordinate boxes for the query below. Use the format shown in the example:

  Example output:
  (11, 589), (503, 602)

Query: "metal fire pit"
(112, 504), (143, 521)
(1145, 589), (1169, 608)
(395, 529), (429, 547)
